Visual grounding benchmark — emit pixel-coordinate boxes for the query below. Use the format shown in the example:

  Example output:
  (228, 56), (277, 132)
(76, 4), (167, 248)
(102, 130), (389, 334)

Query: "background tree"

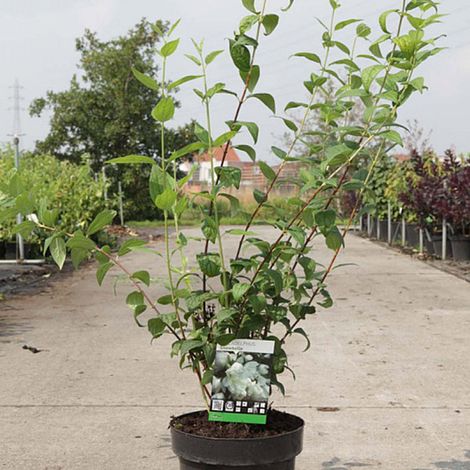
(30, 19), (195, 220)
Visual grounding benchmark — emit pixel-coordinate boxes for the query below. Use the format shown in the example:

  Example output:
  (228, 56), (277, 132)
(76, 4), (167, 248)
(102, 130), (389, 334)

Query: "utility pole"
(9, 79), (25, 261)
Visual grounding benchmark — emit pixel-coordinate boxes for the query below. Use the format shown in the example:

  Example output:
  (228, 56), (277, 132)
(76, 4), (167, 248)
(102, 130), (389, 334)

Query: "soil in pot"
(449, 235), (470, 261)
(171, 409), (304, 470)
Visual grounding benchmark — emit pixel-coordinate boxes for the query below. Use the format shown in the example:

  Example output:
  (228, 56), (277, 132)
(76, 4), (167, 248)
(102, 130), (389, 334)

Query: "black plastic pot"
(391, 221), (402, 243)
(4, 242), (17, 260)
(432, 235), (453, 259)
(449, 235), (470, 261)
(378, 220), (388, 242)
(171, 411), (304, 470)
(406, 223), (420, 248)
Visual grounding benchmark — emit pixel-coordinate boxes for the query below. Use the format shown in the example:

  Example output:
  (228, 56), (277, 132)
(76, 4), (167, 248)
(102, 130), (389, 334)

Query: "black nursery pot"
(449, 235), (470, 261)
(378, 220), (388, 242)
(405, 223), (420, 248)
(171, 411), (304, 470)
(390, 221), (402, 243)
(432, 235), (453, 259)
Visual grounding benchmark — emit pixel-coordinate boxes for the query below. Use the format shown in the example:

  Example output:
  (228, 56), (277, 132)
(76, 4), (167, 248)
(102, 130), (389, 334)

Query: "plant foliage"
(2, 0), (444, 405)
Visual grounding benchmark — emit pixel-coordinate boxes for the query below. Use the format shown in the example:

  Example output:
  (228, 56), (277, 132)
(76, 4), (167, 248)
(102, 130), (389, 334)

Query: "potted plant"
(438, 152), (470, 261)
(0, 1), (442, 467)
(399, 151), (448, 256)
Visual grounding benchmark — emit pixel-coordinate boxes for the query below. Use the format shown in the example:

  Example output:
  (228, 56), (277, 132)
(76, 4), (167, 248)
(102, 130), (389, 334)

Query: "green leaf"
(160, 38), (180, 57)
(131, 68), (158, 91)
(157, 294), (173, 305)
(169, 142), (205, 163)
(148, 317), (166, 339)
(281, 118), (298, 132)
(258, 161), (276, 181)
(202, 217), (218, 243)
(96, 262), (112, 286)
(335, 18), (361, 31)
(206, 82), (226, 99)
(381, 130), (403, 145)
(67, 233), (96, 251)
(229, 40), (251, 72)
(286, 102), (307, 113)
(239, 15), (259, 34)
(225, 228), (256, 236)
(12, 221), (36, 238)
(356, 23), (371, 38)
(233, 283), (250, 302)
(242, 0), (257, 13)
(197, 253), (221, 277)
(201, 369), (214, 385)
(168, 18), (181, 35)
(325, 144), (351, 166)
(154, 188), (177, 210)
(50, 237), (66, 270)
(180, 339), (204, 356)
(315, 209), (336, 228)
(118, 239), (147, 256)
(216, 308), (238, 323)
(185, 53), (201, 66)
(152, 97), (175, 122)
(87, 209), (116, 237)
(213, 130), (237, 148)
(249, 93), (276, 113)
(126, 291), (144, 310)
(253, 189), (267, 204)
(281, 0), (294, 11)
(294, 327), (311, 351)
(205, 50), (224, 65)
(361, 65), (384, 91)
(234, 144), (256, 161)
(231, 121), (259, 143)
(379, 10), (396, 34)
(262, 14), (279, 35)
(410, 77), (425, 92)
(107, 155), (155, 165)
(240, 65), (260, 92)
(215, 166), (242, 189)
(71, 248), (88, 269)
(131, 270), (151, 287)
(149, 165), (167, 201)
(167, 75), (201, 91)
(325, 227), (343, 251)
(292, 52), (321, 64)
(271, 146), (286, 160)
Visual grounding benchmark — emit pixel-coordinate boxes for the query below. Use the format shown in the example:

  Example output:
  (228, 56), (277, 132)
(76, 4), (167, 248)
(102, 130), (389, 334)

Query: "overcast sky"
(0, 0), (468, 162)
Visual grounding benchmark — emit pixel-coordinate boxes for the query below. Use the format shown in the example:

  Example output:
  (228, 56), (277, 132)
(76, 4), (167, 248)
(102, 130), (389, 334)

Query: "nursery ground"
(0, 226), (469, 470)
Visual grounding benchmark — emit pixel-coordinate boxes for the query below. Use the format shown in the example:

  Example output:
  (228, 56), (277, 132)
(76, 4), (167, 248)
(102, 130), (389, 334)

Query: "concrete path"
(1, 227), (469, 470)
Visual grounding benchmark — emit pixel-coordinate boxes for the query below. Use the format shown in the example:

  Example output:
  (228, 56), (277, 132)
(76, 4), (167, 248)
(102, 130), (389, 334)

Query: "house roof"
(195, 146), (241, 163)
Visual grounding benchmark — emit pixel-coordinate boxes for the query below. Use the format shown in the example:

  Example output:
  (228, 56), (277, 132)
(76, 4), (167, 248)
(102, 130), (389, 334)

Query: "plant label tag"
(208, 339), (275, 425)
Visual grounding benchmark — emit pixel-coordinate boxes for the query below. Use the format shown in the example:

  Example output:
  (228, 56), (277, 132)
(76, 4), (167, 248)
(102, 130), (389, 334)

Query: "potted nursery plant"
(0, 0), (443, 468)
(438, 151), (470, 261)
(399, 150), (449, 256)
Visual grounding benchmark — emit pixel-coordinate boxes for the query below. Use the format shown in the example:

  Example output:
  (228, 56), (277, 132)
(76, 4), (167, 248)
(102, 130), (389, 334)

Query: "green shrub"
(0, 149), (110, 248)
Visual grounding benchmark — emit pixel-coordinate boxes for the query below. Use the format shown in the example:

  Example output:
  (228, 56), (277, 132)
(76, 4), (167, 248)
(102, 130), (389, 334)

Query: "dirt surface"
(0, 226), (163, 299)
(0, 263), (63, 297)
(171, 409), (303, 439)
